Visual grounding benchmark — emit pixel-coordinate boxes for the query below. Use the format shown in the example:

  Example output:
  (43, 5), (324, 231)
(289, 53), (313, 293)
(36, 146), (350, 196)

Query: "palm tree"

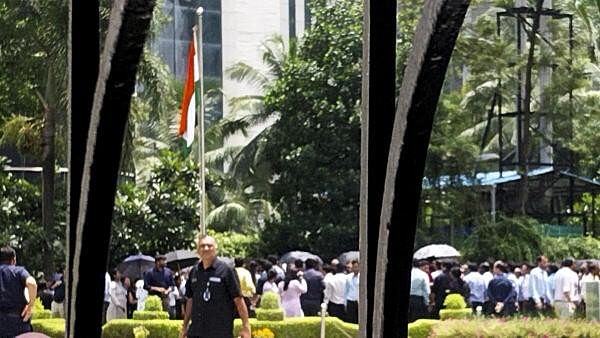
(201, 34), (297, 233)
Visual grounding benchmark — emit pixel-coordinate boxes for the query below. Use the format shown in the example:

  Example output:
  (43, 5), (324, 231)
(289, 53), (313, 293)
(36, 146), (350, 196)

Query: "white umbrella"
(413, 244), (460, 260)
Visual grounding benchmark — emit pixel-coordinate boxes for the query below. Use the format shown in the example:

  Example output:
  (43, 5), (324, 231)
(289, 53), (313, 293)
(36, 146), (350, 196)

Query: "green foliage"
(31, 318), (65, 338)
(101, 319), (180, 338)
(442, 293), (467, 310)
(541, 236), (600, 261)
(132, 310), (169, 321)
(32, 297), (52, 319)
(462, 215), (542, 262)
(0, 157), (65, 273)
(142, 296), (163, 312)
(255, 308), (285, 321)
(101, 317), (359, 338)
(235, 317), (359, 338)
(0, 115), (42, 158)
(262, 0), (363, 259)
(208, 230), (261, 258)
(111, 150), (199, 267)
(407, 319), (439, 338)
(133, 325), (150, 338)
(430, 318), (600, 337)
(256, 292), (284, 321)
(439, 308), (472, 320)
(260, 292), (281, 310)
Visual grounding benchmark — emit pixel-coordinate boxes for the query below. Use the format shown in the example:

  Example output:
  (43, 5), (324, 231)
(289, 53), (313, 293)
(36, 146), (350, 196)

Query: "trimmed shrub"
(442, 293), (466, 310)
(439, 308), (472, 320)
(430, 318), (600, 337)
(256, 292), (284, 321)
(32, 318), (65, 338)
(143, 296), (163, 311)
(256, 308), (285, 321)
(41, 317), (357, 338)
(133, 325), (150, 338)
(407, 319), (439, 338)
(235, 317), (358, 338)
(32, 297), (52, 319)
(132, 310), (169, 320)
(102, 319), (180, 338)
(261, 292), (281, 309)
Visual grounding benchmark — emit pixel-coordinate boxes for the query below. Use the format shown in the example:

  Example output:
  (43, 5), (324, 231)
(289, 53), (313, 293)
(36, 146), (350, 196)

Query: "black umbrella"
(117, 254), (155, 281)
(165, 249), (199, 271)
(338, 250), (359, 264)
(280, 251), (323, 265)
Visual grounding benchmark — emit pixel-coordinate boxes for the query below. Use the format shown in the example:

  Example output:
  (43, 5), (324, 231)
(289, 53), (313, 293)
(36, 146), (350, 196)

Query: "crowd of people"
(101, 251), (362, 326)
(409, 255), (600, 322)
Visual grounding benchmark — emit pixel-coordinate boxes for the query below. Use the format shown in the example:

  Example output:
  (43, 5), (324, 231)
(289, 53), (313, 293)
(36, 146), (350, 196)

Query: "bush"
(542, 236), (600, 261)
(37, 317), (358, 338)
(132, 310), (169, 320)
(133, 325), (150, 338)
(407, 319), (439, 338)
(32, 297), (52, 319)
(261, 292), (281, 309)
(256, 308), (285, 321)
(442, 293), (466, 310)
(235, 317), (358, 338)
(32, 318), (65, 338)
(102, 319), (181, 338)
(430, 318), (600, 337)
(462, 215), (542, 262)
(143, 296), (163, 312)
(439, 308), (472, 320)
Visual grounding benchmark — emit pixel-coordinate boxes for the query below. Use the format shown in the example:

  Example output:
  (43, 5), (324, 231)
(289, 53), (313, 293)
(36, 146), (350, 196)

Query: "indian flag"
(178, 31), (199, 147)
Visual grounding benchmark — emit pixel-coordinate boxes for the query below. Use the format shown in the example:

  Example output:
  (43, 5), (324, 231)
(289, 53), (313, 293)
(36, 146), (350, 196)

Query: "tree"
(0, 0), (68, 274)
(259, 0), (363, 259)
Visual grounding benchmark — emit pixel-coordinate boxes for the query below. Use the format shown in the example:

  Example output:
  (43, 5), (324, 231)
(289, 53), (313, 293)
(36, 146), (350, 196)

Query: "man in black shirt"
(180, 235), (250, 338)
(0, 246), (37, 336)
(144, 254), (175, 311)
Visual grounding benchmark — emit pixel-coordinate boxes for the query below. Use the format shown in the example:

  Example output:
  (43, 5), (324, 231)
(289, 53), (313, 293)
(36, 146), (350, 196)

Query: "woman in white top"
(106, 270), (128, 321)
(278, 269), (307, 317)
(262, 269), (279, 294)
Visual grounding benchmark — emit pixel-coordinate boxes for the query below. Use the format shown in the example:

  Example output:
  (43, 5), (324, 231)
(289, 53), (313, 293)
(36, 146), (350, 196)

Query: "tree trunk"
(39, 69), (57, 276)
(519, 0), (544, 215)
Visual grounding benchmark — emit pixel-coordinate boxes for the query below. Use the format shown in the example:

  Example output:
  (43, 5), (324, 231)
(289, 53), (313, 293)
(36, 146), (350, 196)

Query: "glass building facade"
(155, 0), (223, 124)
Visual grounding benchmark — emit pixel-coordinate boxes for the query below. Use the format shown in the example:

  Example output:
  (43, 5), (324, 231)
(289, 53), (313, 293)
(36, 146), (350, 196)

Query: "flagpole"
(195, 7), (206, 235)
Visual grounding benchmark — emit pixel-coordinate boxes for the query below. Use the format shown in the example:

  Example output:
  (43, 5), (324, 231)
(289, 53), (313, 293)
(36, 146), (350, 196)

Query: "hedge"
(256, 308), (285, 321)
(132, 310), (170, 320)
(32, 318), (65, 338)
(431, 318), (600, 337)
(102, 319), (181, 338)
(407, 319), (439, 338)
(236, 317), (358, 338)
(439, 308), (472, 320)
(103, 317), (358, 338)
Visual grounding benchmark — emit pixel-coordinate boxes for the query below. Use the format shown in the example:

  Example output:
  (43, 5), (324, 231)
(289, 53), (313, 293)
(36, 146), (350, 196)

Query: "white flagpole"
(195, 7), (206, 235)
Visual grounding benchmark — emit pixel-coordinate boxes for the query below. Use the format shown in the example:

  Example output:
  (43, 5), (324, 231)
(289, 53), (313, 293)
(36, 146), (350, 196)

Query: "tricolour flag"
(178, 31), (200, 147)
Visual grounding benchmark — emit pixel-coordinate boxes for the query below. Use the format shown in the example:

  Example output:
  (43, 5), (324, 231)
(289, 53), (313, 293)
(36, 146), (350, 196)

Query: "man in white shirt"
(323, 263), (347, 320)
(345, 260), (360, 323)
(553, 258), (580, 319)
(409, 260), (431, 322)
(463, 263), (486, 313)
(529, 255), (551, 315)
(517, 264), (531, 313)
